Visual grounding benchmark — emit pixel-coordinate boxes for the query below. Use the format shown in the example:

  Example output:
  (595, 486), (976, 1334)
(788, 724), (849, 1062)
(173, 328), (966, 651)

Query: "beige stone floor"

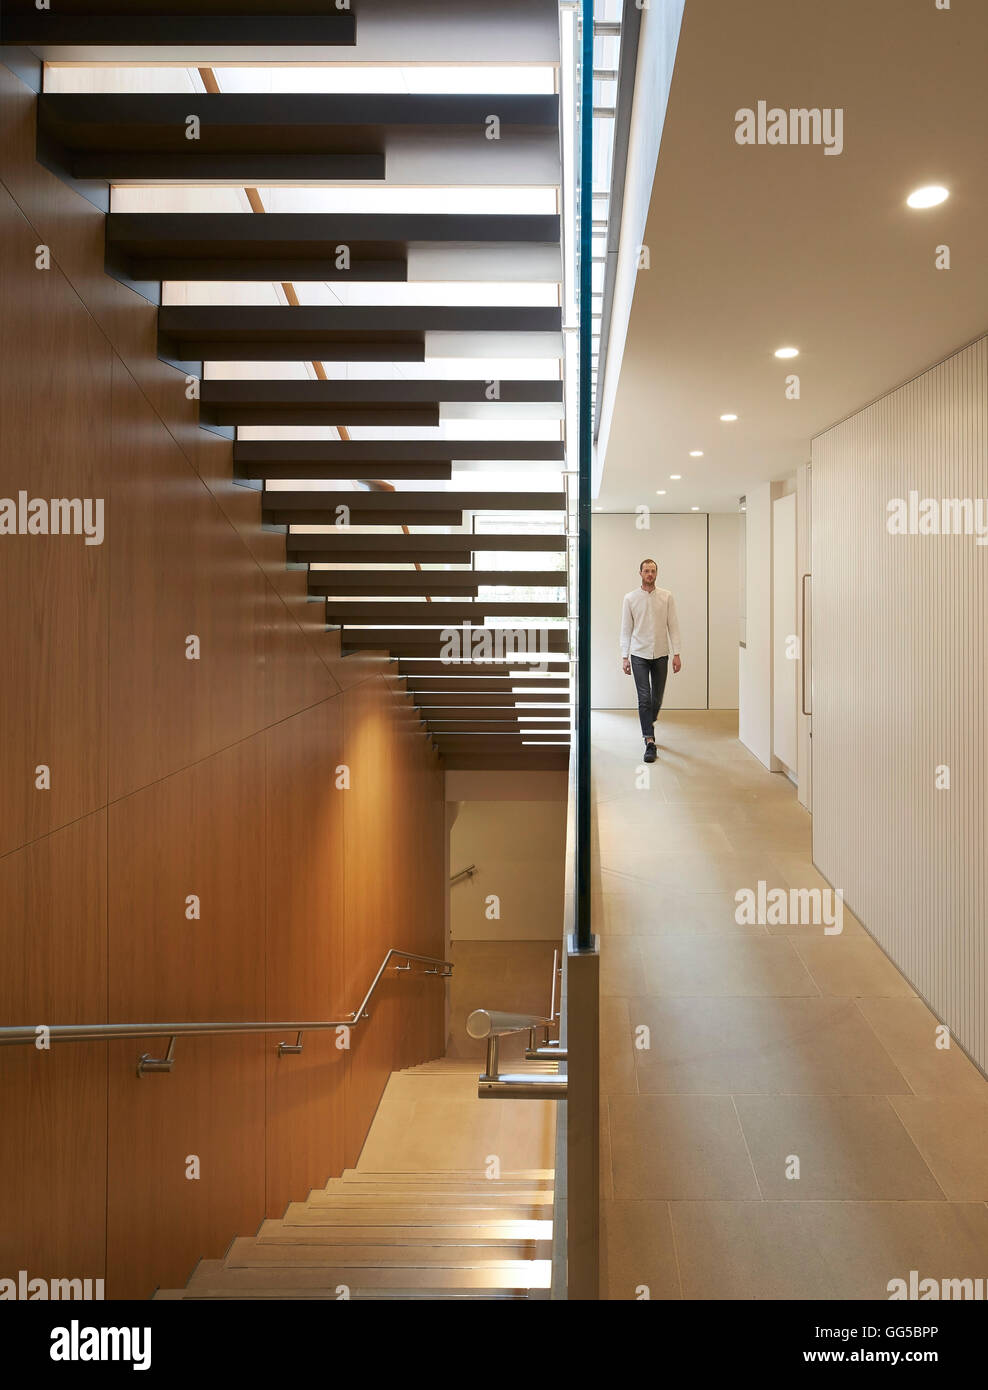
(358, 1061), (556, 1176)
(594, 709), (988, 1301)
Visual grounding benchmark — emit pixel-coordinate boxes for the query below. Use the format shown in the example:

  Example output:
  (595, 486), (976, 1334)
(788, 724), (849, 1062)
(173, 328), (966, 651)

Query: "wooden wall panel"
(0, 62), (448, 1297)
(107, 357), (334, 801)
(0, 813), (107, 1281)
(105, 739), (268, 1296)
(392, 693), (446, 1069)
(0, 179), (110, 858)
(106, 1035), (266, 1299)
(342, 676), (399, 1162)
(107, 739), (266, 1022)
(264, 700), (346, 1215)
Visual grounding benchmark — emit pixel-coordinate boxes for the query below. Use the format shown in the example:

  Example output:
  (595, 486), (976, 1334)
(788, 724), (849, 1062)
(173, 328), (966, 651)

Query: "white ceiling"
(598, 0), (988, 513)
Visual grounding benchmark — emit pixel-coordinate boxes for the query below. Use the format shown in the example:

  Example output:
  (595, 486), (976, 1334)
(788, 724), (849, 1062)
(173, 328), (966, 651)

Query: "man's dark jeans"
(630, 654), (669, 740)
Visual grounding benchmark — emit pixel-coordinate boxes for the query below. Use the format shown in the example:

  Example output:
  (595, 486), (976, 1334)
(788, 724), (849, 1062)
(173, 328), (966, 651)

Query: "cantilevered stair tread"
(162, 304), (562, 336)
(2, 7), (356, 50)
(201, 378), (562, 427)
(288, 535), (566, 560)
(265, 488), (565, 511)
(325, 603), (568, 623)
(40, 94), (560, 184)
(106, 212), (561, 281)
(236, 440), (565, 464)
(161, 306), (563, 363)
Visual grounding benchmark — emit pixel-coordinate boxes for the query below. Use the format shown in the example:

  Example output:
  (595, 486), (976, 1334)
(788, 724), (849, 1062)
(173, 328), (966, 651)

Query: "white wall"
(812, 334), (987, 1073)
(708, 512), (741, 708)
(594, 508), (733, 711)
(738, 482), (774, 766)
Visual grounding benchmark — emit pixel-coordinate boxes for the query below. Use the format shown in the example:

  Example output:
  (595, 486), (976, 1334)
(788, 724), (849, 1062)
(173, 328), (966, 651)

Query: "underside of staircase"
(154, 1059), (557, 1300)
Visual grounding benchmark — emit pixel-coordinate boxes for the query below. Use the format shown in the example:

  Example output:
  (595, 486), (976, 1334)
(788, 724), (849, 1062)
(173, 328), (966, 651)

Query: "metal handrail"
(466, 1009), (551, 1039)
(449, 864), (478, 885)
(466, 1007), (566, 1098)
(549, 946), (561, 1023)
(0, 948), (453, 1076)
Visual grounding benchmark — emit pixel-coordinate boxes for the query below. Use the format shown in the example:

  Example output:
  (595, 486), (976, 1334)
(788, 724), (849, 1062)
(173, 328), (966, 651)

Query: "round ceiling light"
(906, 185), (949, 209)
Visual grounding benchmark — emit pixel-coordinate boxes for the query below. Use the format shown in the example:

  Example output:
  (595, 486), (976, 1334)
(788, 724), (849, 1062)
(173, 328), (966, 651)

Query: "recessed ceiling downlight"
(907, 185), (949, 209)
(720, 413), (738, 422)
(774, 346), (799, 359)
(689, 450), (704, 457)
(670, 474), (681, 481)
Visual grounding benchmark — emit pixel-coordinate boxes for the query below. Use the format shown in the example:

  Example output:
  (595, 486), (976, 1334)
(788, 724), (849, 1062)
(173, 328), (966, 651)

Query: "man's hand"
(672, 654), (682, 674)
(622, 657), (631, 675)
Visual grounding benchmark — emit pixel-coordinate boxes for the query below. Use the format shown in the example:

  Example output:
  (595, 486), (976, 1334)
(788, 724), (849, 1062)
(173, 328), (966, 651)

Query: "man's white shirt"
(620, 586), (681, 660)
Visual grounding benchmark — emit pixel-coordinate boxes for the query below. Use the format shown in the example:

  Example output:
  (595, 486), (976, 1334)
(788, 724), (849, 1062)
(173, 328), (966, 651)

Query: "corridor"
(595, 710), (988, 1300)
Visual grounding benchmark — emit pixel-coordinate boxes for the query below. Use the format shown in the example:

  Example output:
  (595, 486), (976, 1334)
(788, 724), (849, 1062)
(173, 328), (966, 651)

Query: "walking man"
(620, 558), (682, 762)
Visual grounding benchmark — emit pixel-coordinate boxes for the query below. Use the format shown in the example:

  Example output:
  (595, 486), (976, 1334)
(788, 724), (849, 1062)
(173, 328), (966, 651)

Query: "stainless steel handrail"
(449, 864), (478, 885)
(466, 1007), (567, 1099)
(0, 948), (453, 1076)
(466, 1009), (551, 1039)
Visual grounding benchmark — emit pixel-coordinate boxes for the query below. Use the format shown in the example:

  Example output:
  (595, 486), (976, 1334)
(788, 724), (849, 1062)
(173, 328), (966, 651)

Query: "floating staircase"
(2, 0), (574, 771)
(154, 1058), (558, 1300)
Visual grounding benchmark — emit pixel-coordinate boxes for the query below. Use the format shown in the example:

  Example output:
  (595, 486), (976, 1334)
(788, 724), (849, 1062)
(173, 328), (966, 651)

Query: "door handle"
(800, 573), (811, 716)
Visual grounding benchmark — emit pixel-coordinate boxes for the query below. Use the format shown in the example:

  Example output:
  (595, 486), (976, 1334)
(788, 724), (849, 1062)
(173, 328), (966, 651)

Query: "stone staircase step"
(309, 1185), (553, 1207)
(159, 1287), (535, 1300)
(255, 1218), (547, 1246)
(185, 1260), (549, 1293)
(326, 1179), (554, 1197)
(225, 1236), (552, 1267)
(345, 1168), (553, 1182)
(281, 1201), (547, 1227)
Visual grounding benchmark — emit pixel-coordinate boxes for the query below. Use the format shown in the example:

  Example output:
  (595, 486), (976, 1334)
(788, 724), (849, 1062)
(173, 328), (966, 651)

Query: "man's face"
(640, 563), (657, 588)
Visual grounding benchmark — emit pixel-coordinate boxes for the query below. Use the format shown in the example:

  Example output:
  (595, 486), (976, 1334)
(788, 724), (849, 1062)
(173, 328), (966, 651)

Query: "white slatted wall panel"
(812, 335), (987, 1072)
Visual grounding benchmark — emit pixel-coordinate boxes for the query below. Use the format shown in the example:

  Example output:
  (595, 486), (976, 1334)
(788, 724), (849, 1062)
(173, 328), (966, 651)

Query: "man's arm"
(667, 593), (683, 673)
(620, 594), (633, 672)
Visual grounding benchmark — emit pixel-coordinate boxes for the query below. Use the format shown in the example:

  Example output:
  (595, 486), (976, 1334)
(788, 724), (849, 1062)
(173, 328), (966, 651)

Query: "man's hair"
(639, 558), (658, 573)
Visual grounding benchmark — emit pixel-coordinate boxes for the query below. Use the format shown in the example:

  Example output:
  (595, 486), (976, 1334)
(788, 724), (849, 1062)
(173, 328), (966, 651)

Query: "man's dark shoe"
(643, 741), (657, 763)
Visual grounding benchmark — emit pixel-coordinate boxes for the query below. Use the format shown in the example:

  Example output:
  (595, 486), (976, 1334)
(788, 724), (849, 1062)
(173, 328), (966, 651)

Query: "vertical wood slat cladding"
(0, 815), (108, 1282)
(0, 68), (446, 1296)
(812, 335), (987, 1073)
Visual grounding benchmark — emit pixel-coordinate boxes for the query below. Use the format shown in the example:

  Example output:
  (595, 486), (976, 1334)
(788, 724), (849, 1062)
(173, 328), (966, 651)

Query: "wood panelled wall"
(0, 63), (445, 1299)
